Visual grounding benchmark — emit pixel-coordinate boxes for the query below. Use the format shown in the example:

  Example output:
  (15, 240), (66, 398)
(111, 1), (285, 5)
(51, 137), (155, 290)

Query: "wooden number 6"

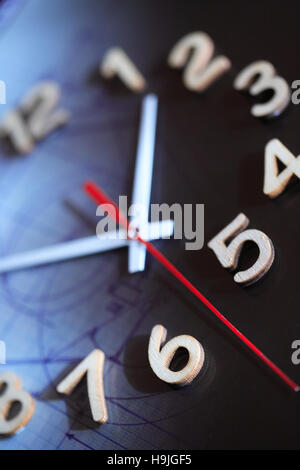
(208, 213), (275, 286)
(0, 371), (35, 435)
(148, 325), (205, 386)
(234, 60), (290, 118)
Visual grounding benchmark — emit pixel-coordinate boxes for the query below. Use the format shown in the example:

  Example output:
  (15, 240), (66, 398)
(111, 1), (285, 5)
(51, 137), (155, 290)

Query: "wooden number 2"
(208, 213), (275, 286)
(0, 371), (35, 435)
(148, 325), (205, 386)
(56, 349), (108, 424)
(234, 60), (290, 118)
(168, 31), (231, 92)
(263, 139), (300, 198)
(0, 81), (69, 154)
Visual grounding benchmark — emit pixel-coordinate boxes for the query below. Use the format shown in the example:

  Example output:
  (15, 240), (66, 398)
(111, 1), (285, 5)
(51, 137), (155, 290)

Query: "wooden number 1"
(56, 349), (108, 424)
(100, 47), (146, 92)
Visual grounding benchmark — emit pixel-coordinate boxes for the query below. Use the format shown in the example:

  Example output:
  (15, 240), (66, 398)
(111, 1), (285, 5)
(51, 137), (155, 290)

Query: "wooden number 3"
(0, 371), (35, 435)
(234, 60), (290, 118)
(208, 213), (275, 286)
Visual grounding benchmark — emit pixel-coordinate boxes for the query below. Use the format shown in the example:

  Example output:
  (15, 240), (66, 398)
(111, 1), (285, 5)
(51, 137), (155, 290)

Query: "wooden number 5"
(208, 213), (275, 286)
(0, 371), (35, 435)
(148, 325), (205, 386)
(234, 60), (290, 118)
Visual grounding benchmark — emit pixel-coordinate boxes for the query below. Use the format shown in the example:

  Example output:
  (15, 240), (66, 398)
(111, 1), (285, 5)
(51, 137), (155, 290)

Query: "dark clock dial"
(0, 0), (299, 450)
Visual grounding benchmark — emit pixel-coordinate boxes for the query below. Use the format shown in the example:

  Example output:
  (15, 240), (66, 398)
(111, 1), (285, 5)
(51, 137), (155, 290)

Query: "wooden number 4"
(56, 349), (108, 424)
(208, 213), (275, 286)
(263, 139), (300, 198)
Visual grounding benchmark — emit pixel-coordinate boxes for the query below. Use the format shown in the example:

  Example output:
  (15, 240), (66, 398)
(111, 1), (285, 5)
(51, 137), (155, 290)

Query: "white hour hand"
(0, 219), (173, 273)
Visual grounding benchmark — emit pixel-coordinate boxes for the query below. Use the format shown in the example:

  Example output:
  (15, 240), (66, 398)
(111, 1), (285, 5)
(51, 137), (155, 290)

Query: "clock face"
(0, 0), (300, 450)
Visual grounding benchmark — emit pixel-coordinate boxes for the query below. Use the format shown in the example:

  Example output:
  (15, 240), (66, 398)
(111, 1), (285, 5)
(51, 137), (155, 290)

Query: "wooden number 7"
(208, 213), (275, 286)
(56, 349), (108, 424)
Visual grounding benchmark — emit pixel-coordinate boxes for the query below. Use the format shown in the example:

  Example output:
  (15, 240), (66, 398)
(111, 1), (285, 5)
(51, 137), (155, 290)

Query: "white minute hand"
(128, 93), (158, 273)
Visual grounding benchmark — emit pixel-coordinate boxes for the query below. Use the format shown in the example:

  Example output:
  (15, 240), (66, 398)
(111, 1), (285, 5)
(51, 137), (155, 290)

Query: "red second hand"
(84, 180), (299, 392)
